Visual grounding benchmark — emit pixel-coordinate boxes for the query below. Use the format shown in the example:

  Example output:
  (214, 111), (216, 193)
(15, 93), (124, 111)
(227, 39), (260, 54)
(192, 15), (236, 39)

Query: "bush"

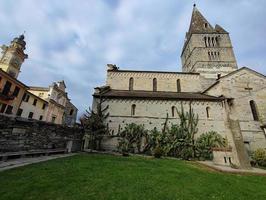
(117, 123), (148, 154)
(195, 131), (225, 160)
(252, 148), (266, 167)
(153, 146), (163, 158)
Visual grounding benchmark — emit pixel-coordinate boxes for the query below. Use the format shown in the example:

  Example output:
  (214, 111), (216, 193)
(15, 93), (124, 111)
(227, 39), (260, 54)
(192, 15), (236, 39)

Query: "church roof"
(93, 89), (224, 101)
(187, 5), (215, 36)
(203, 67), (266, 93)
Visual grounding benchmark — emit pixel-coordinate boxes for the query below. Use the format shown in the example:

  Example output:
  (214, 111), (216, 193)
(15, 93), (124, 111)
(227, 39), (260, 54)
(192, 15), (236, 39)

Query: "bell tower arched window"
(129, 77), (134, 91)
(250, 100), (259, 121)
(153, 78), (157, 92)
(131, 104), (136, 116)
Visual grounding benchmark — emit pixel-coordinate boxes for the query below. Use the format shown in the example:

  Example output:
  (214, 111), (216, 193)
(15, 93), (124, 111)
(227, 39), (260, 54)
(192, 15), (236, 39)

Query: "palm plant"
(195, 131), (226, 160)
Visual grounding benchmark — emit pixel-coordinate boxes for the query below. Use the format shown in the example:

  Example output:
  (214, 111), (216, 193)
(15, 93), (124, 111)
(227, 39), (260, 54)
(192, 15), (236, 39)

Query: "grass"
(0, 154), (266, 200)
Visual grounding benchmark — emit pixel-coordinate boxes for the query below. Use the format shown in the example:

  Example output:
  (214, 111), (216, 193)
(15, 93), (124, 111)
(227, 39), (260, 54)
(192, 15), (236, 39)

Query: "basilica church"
(92, 5), (266, 168)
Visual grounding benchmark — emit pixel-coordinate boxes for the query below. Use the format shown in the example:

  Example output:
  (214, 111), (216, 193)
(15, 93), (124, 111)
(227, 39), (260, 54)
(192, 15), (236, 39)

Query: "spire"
(187, 5), (215, 37)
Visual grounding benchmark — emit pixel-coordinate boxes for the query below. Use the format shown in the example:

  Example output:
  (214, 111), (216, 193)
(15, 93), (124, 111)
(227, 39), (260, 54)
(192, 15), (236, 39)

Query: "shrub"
(117, 123), (148, 154)
(195, 131), (225, 160)
(252, 148), (266, 167)
(153, 146), (163, 158)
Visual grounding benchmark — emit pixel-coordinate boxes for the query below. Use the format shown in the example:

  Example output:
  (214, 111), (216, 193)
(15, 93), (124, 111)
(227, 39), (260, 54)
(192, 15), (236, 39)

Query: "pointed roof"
(187, 4), (215, 36)
(181, 5), (228, 55)
(215, 24), (228, 33)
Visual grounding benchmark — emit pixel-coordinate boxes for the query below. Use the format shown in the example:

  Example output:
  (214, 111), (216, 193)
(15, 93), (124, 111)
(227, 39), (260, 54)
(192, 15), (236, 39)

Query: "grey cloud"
(0, 0), (265, 119)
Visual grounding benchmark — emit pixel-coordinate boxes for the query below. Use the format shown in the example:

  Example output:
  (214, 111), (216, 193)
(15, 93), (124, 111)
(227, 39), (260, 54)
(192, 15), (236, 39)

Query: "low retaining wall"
(0, 115), (84, 152)
(212, 147), (233, 166)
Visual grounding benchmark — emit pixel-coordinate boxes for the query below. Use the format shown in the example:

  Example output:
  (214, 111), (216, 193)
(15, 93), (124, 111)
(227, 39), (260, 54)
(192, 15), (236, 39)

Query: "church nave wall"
(107, 71), (203, 92)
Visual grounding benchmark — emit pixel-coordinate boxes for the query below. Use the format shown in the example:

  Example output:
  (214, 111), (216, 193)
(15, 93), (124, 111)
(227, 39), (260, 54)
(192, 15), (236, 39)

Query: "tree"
(82, 95), (109, 150)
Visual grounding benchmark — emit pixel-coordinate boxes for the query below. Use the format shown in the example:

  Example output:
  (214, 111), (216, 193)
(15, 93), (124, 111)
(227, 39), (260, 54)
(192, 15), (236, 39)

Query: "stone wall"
(0, 114), (84, 152)
(107, 70), (203, 92)
(205, 68), (266, 151)
(102, 98), (229, 139)
(181, 33), (238, 79)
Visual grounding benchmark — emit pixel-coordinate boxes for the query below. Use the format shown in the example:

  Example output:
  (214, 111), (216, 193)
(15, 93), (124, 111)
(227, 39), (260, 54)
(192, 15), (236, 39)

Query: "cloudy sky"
(0, 0), (265, 117)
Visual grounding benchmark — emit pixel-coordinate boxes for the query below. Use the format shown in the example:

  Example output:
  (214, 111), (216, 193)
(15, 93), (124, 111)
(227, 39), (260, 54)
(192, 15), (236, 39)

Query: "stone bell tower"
(0, 34), (28, 78)
(181, 5), (238, 79)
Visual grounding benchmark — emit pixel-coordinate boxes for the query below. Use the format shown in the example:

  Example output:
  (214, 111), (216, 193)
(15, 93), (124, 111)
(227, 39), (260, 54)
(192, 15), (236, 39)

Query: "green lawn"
(1, 154), (266, 200)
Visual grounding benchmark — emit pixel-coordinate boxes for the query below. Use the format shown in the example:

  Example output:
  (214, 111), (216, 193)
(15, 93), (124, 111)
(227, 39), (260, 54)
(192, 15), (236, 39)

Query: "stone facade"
(63, 100), (78, 127)
(92, 5), (266, 169)
(0, 115), (83, 152)
(181, 6), (237, 79)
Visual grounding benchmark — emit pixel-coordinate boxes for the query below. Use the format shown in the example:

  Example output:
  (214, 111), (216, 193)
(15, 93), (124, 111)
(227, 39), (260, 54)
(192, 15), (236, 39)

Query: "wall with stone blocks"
(107, 71), (203, 92)
(0, 115), (84, 152)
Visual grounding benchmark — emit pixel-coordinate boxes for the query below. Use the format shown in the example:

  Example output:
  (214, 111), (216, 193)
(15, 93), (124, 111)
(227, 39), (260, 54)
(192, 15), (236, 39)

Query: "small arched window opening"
(131, 104), (136, 116)
(204, 23), (208, 28)
(177, 79), (181, 92)
(204, 37), (207, 47)
(69, 109), (74, 116)
(211, 37), (215, 46)
(129, 77), (134, 91)
(206, 107), (210, 118)
(171, 106), (175, 117)
(208, 51), (211, 60)
(208, 37), (211, 47)
(250, 100), (259, 121)
(153, 78), (157, 92)
(215, 37), (219, 46)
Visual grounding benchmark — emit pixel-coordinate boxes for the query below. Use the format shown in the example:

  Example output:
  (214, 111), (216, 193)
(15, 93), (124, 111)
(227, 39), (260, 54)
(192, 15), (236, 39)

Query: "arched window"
(204, 23), (208, 28)
(131, 104), (136, 116)
(211, 52), (214, 60)
(215, 37), (219, 46)
(129, 77), (134, 91)
(171, 106), (175, 117)
(153, 78), (157, 92)
(208, 37), (211, 47)
(211, 37), (215, 46)
(208, 51), (211, 60)
(177, 79), (181, 92)
(206, 107), (210, 118)
(250, 100), (259, 121)
(204, 37), (207, 47)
